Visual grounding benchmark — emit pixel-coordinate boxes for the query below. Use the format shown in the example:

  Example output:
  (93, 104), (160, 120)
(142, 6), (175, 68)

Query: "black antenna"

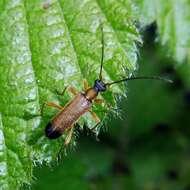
(99, 25), (104, 81)
(105, 76), (173, 86)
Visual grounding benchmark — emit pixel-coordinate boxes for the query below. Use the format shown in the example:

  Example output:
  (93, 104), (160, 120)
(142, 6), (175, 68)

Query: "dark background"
(31, 24), (190, 190)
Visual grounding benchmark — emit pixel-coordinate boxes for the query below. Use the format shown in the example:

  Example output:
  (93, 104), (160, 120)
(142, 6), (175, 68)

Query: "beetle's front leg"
(83, 79), (89, 91)
(67, 79), (88, 96)
(56, 84), (79, 97)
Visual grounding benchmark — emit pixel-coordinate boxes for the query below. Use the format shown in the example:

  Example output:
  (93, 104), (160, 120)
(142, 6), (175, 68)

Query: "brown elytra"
(45, 87), (100, 139)
(44, 25), (172, 142)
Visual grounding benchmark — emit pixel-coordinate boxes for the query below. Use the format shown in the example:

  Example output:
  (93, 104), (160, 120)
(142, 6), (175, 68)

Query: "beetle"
(42, 26), (172, 145)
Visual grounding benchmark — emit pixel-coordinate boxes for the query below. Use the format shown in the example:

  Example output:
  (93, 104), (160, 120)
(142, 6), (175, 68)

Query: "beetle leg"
(83, 79), (89, 91)
(95, 98), (112, 110)
(68, 86), (78, 96)
(90, 111), (101, 123)
(44, 102), (64, 110)
(56, 125), (75, 160)
(64, 125), (74, 146)
(89, 111), (101, 130)
(94, 98), (104, 104)
(91, 121), (101, 131)
(41, 102), (64, 115)
(57, 125), (75, 159)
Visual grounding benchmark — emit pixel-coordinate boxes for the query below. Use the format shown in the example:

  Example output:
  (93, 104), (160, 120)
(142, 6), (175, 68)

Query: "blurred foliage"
(135, 0), (190, 63)
(31, 24), (190, 190)
(135, 0), (190, 90)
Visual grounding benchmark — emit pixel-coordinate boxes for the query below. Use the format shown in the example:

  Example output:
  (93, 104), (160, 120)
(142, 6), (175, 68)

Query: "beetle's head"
(93, 79), (107, 92)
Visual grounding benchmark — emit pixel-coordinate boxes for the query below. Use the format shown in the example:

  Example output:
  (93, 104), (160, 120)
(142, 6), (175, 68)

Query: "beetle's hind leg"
(64, 126), (75, 146)
(90, 111), (101, 123)
(89, 111), (101, 130)
(57, 125), (75, 160)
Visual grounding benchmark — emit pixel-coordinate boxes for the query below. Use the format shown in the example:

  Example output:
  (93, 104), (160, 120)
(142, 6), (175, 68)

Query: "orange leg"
(89, 111), (101, 130)
(64, 125), (75, 146)
(57, 125), (75, 159)
(94, 98), (104, 104)
(41, 102), (64, 116)
(95, 98), (112, 110)
(90, 111), (101, 123)
(83, 79), (89, 91)
(68, 86), (78, 96)
(68, 81), (88, 95)
(56, 85), (79, 96)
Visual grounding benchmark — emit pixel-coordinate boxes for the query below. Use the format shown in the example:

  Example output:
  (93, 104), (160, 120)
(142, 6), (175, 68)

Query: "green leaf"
(135, 0), (190, 63)
(0, 0), (140, 189)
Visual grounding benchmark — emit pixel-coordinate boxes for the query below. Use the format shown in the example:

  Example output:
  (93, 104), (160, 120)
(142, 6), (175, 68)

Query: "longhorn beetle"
(43, 26), (172, 145)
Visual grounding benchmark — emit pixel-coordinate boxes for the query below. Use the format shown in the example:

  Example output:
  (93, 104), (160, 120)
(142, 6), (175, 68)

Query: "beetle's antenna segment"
(99, 25), (104, 81)
(105, 76), (173, 86)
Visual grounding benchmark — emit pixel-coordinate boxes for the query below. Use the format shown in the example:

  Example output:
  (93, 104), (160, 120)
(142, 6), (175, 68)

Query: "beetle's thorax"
(84, 88), (98, 101)
(84, 79), (107, 101)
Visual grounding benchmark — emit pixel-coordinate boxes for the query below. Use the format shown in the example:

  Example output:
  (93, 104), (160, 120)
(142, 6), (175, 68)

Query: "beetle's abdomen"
(45, 122), (62, 139)
(45, 93), (92, 140)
